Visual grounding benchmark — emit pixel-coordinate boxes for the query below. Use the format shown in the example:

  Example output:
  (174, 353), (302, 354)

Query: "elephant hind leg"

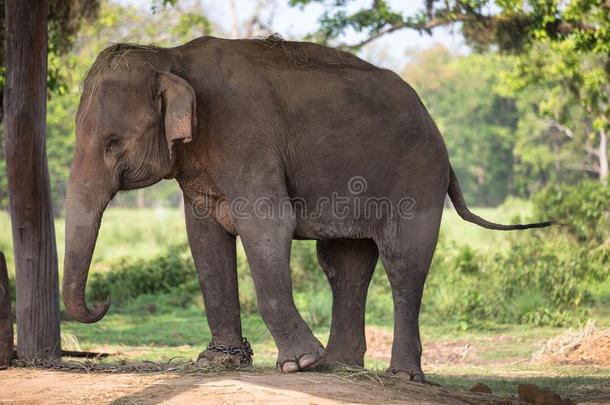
(317, 238), (378, 368)
(375, 210), (442, 382)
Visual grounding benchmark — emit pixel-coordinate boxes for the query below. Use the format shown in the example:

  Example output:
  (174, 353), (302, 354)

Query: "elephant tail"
(447, 165), (555, 230)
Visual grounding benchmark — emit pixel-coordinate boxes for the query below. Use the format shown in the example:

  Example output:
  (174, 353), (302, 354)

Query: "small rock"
(470, 382), (493, 394)
(518, 383), (574, 405)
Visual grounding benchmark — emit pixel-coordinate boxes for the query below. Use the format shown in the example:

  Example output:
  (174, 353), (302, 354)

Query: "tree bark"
(4, 0), (61, 360)
(0, 251), (13, 367)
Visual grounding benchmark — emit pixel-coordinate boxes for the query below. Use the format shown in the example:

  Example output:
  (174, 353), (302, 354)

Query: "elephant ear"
(158, 71), (196, 158)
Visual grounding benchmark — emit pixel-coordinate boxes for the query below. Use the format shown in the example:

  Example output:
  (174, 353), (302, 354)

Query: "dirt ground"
(0, 368), (507, 405)
(2, 326), (608, 404)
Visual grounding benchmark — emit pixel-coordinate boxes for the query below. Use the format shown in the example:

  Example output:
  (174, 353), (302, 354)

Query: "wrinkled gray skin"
(64, 37), (551, 380)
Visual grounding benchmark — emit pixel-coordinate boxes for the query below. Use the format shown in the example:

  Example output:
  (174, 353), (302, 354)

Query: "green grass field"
(1, 202), (609, 402)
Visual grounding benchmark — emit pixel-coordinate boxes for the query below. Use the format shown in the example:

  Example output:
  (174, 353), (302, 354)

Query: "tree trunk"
(0, 251), (13, 367)
(599, 129), (608, 183)
(4, 0), (61, 360)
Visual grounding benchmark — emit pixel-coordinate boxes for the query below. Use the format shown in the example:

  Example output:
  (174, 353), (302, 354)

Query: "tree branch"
(335, 10), (597, 50)
(547, 119), (574, 139)
(340, 13), (476, 50)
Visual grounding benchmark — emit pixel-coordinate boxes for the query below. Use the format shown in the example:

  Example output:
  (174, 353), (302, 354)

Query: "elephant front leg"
(184, 200), (250, 368)
(236, 201), (325, 372)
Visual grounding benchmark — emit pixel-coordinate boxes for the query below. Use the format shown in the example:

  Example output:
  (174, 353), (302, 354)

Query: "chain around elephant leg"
(197, 338), (254, 369)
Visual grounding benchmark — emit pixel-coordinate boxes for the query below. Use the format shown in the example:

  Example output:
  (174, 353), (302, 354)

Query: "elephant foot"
(388, 366), (426, 383)
(313, 351), (364, 370)
(197, 338), (253, 369)
(276, 342), (326, 373)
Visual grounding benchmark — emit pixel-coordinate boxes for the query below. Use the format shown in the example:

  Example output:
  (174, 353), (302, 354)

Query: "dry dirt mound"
(0, 368), (509, 405)
(532, 321), (610, 366)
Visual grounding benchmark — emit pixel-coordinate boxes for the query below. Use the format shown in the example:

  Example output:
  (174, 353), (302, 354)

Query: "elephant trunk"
(62, 177), (111, 324)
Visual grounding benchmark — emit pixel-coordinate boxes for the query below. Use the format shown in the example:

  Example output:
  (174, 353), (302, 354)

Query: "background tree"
(507, 85), (592, 195)
(0, 0), (100, 208)
(4, 0), (63, 360)
(501, 40), (609, 182)
(288, 0), (608, 52)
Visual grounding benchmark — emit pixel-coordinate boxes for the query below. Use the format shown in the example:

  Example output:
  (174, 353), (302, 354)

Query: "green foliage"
(451, 245), (479, 275)
(499, 39), (608, 183)
(151, 0), (178, 13)
(534, 180), (610, 243)
(87, 245), (198, 305)
(422, 237), (604, 329)
(422, 181), (610, 328)
(289, 1), (610, 52)
(402, 44), (600, 202)
(295, 287), (332, 330)
(490, 241), (593, 325)
(171, 12), (212, 39)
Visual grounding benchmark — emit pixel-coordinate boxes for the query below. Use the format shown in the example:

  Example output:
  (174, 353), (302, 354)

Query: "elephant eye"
(105, 136), (120, 154)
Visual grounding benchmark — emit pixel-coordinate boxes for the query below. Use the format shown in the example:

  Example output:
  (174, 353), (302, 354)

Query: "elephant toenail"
(298, 353), (318, 369)
(412, 373), (425, 383)
(281, 361), (300, 373)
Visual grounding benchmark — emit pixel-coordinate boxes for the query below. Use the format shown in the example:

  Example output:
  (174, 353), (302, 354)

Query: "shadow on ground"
(109, 371), (505, 405)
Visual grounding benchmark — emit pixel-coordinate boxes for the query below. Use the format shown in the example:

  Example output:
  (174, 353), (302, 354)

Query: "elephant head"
(63, 46), (196, 323)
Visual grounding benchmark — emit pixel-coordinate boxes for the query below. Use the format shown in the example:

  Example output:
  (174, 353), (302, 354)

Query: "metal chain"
(206, 337), (253, 366)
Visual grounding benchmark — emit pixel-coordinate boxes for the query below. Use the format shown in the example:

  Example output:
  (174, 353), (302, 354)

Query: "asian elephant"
(63, 36), (552, 380)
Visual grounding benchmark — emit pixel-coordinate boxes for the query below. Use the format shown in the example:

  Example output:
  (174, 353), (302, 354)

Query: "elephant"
(63, 35), (552, 380)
